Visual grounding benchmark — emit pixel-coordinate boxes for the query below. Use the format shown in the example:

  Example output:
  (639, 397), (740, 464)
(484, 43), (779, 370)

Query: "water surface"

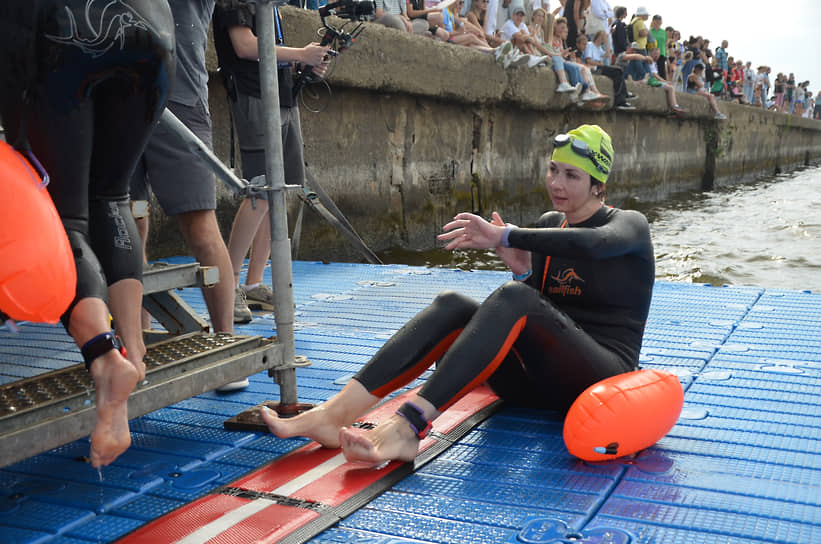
(378, 166), (821, 293)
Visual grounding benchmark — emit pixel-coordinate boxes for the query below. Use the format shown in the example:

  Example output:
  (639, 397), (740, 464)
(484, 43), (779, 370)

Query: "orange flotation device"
(0, 141), (76, 323)
(563, 369), (683, 462)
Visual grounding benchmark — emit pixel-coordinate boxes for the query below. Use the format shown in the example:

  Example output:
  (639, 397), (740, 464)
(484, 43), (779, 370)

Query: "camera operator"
(213, 1), (330, 321)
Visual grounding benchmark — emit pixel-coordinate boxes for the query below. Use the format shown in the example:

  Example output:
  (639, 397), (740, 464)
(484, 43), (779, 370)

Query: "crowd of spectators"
(370, 0), (818, 119)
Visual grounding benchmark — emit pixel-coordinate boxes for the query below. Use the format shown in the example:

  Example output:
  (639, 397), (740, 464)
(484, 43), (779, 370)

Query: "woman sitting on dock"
(263, 125), (655, 466)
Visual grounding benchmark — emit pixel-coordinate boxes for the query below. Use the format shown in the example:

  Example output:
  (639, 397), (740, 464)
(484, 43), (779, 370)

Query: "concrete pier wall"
(147, 7), (821, 261)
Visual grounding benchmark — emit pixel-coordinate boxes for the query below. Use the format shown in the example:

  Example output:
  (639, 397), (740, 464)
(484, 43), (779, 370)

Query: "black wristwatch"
(81, 331), (127, 370)
(395, 401), (432, 439)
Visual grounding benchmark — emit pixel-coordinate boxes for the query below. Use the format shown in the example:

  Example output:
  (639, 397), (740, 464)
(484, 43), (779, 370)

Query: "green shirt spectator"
(650, 27), (666, 55)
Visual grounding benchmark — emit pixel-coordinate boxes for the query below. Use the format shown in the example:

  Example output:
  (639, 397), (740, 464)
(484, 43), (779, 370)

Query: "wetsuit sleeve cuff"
(501, 225), (515, 248)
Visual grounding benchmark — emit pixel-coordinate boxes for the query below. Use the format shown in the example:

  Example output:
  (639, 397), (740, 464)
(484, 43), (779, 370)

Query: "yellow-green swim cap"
(551, 125), (614, 183)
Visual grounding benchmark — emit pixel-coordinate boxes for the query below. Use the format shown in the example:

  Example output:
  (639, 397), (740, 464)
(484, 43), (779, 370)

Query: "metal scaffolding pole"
(254, 0), (300, 405)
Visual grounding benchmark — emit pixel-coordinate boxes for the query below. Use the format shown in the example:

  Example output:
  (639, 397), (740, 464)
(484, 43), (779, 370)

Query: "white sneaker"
(216, 378), (250, 392)
(527, 55), (549, 68)
(505, 51), (530, 68)
(556, 81), (575, 93)
(714, 112), (727, 120)
(494, 41), (512, 63)
(580, 90), (602, 102)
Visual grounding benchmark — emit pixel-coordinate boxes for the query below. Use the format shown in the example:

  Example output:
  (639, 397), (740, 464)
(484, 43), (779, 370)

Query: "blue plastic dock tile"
(436, 443), (623, 478)
(587, 518), (778, 544)
(366, 490), (583, 533)
(595, 496), (818, 543)
(396, 471), (606, 514)
(45, 538), (100, 544)
(128, 432), (233, 461)
(0, 526), (53, 544)
(0, 498), (94, 534)
(64, 514), (145, 542)
(39, 482), (137, 515)
(111, 448), (203, 473)
(3, 456), (163, 495)
(612, 478), (821, 522)
(239, 433), (308, 453)
(127, 418), (256, 447)
(649, 437), (821, 481)
(167, 396), (253, 416)
(340, 508), (516, 544)
(110, 494), (185, 521)
(308, 527), (435, 543)
(214, 445), (288, 468)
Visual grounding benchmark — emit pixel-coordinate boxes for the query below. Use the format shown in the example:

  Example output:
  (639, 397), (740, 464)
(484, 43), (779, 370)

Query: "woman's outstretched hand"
(438, 212), (505, 250)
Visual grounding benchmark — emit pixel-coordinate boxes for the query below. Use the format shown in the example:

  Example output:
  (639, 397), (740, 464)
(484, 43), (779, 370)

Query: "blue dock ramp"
(1, 260), (819, 543)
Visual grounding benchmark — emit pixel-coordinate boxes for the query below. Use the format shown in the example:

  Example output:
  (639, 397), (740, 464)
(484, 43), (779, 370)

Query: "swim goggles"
(553, 134), (611, 175)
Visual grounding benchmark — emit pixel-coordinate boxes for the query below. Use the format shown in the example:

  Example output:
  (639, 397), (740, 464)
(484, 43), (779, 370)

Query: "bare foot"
(261, 405), (347, 448)
(89, 349), (140, 467)
(339, 415), (420, 465)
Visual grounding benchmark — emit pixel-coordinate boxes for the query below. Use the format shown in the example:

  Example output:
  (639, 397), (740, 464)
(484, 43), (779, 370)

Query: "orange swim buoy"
(563, 369), (684, 462)
(0, 141), (76, 323)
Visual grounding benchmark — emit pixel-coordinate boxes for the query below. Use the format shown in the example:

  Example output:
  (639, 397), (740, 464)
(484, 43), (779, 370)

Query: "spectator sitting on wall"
(581, 30), (631, 104)
(447, 0), (490, 41)
(502, 6), (538, 54)
(407, 0), (449, 39)
(537, 11), (585, 93)
(610, 5), (628, 58)
(615, 41), (651, 82)
(571, 34), (607, 101)
(814, 90), (821, 119)
(729, 78), (746, 104)
(644, 48), (685, 115)
(467, 0), (504, 46)
(442, 0), (497, 51)
(686, 63), (726, 119)
(550, 16), (613, 101)
(373, 0), (415, 32)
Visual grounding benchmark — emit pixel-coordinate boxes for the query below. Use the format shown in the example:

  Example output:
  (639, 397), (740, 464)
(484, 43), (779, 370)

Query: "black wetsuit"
(355, 206), (655, 413)
(0, 0), (175, 326)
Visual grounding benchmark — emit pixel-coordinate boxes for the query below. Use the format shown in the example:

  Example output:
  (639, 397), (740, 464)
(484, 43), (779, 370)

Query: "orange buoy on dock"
(0, 142), (75, 323)
(563, 368), (684, 461)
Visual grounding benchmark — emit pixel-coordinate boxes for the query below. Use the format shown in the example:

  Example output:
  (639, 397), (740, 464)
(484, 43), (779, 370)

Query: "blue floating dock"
(1, 260), (820, 544)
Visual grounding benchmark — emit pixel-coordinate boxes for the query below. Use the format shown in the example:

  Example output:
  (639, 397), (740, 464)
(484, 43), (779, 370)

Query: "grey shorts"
(231, 91), (305, 186)
(130, 99), (216, 215)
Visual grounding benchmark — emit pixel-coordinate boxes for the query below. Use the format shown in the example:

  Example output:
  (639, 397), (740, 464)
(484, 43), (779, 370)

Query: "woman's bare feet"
(261, 405), (348, 448)
(88, 349), (141, 467)
(339, 415), (421, 465)
(261, 379), (380, 448)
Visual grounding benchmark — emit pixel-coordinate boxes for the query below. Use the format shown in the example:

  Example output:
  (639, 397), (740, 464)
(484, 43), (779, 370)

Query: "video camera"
(292, 0), (375, 105)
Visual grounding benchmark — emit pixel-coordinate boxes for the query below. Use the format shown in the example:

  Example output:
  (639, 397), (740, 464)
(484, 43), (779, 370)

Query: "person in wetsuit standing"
(0, 0), (175, 467)
(262, 124), (655, 465)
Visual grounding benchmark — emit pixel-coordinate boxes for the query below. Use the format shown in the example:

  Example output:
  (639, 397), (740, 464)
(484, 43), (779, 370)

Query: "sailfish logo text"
(548, 268), (584, 296)
(45, 0), (153, 58)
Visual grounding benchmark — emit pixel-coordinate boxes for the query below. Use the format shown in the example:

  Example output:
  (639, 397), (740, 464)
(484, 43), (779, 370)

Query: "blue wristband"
(512, 269), (532, 281)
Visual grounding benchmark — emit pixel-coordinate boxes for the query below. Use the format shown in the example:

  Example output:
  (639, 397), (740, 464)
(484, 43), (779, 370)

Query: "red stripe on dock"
(116, 386), (499, 544)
